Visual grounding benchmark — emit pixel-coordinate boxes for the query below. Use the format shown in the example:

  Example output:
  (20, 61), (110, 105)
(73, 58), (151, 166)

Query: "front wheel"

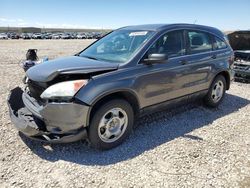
(88, 99), (134, 150)
(204, 75), (226, 107)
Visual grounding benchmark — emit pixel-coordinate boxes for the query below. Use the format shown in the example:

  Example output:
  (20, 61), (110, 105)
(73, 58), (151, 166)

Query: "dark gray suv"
(8, 24), (234, 149)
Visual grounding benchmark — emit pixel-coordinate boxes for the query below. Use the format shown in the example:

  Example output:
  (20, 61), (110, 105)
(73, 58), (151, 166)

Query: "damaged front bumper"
(233, 63), (250, 82)
(234, 70), (250, 82)
(7, 87), (89, 143)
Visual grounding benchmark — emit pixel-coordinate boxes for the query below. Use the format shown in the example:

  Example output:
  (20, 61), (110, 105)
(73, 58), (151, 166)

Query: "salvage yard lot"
(0, 40), (250, 187)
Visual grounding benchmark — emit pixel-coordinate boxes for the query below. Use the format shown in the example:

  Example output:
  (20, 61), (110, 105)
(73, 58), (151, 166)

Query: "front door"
(135, 30), (193, 108)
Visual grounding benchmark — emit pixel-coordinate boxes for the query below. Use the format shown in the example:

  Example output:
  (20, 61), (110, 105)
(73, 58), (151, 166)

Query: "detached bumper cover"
(7, 87), (89, 143)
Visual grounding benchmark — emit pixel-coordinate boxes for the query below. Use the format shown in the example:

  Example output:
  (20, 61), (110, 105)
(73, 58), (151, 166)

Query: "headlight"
(40, 79), (88, 99)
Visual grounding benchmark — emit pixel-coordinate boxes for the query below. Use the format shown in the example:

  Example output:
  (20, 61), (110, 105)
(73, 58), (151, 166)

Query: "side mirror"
(143, 53), (167, 65)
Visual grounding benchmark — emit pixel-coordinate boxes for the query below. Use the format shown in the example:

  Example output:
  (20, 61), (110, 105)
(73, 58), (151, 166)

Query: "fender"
(75, 78), (141, 127)
(75, 78), (141, 107)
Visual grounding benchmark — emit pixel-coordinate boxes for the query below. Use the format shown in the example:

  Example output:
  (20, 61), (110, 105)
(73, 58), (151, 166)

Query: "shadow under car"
(19, 93), (249, 166)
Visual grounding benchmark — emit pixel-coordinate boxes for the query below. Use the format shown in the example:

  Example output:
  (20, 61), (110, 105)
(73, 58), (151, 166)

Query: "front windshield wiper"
(81, 55), (99, 61)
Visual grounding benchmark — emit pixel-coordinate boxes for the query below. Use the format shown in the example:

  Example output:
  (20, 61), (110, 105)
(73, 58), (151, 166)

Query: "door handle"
(211, 54), (217, 59)
(180, 60), (188, 65)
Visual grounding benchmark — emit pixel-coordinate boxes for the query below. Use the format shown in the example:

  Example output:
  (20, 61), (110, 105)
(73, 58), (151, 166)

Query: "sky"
(0, 0), (250, 30)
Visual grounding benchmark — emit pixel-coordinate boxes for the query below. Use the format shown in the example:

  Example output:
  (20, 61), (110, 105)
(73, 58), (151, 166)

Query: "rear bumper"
(7, 87), (89, 143)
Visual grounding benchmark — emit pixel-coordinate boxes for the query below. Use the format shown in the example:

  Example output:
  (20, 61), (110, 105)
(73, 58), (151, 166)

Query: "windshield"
(79, 30), (154, 63)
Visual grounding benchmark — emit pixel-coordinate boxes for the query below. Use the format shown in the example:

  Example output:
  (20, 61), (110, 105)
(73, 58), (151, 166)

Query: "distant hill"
(0, 26), (240, 35)
(0, 26), (111, 33)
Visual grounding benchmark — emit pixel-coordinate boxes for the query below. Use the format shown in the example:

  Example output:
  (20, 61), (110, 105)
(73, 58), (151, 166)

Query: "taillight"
(229, 54), (234, 67)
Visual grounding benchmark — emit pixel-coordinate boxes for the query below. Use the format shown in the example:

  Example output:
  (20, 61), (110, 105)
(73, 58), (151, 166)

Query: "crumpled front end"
(7, 87), (89, 143)
(234, 66), (250, 82)
(233, 51), (250, 82)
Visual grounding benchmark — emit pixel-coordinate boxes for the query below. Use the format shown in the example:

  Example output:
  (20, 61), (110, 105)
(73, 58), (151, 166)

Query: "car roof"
(119, 23), (224, 38)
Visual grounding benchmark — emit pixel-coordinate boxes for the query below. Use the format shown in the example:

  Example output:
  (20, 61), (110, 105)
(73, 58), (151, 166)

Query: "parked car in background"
(76, 33), (87, 39)
(0, 33), (8, 39)
(61, 33), (71, 39)
(32, 33), (43, 39)
(21, 33), (31, 39)
(85, 32), (93, 39)
(9, 33), (20, 39)
(94, 32), (104, 39)
(6, 32), (19, 39)
(69, 33), (74, 39)
(0, 31), (106, 40)
(42, 33), (52, 39)
(8, 24), (234, 150)
(228, 31), (250, 82)
(51, 33), (61, 39)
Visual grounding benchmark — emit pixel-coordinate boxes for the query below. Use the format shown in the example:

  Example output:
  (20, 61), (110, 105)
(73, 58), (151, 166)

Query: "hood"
(228, 31), (250, 50)
(26, 56), (119, 82)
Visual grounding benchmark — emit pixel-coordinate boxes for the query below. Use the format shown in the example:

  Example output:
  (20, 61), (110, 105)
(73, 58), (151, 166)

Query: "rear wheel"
(88, 99), (134, 150)
(204, 75), (226, 107)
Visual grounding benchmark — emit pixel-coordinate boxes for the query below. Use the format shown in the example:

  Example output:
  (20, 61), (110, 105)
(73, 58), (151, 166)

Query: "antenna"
(193, 20), (197, 24)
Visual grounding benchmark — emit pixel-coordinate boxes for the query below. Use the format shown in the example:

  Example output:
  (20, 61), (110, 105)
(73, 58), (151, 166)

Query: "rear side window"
(214, 36), (227, 50)
(187, 31), (212, 54)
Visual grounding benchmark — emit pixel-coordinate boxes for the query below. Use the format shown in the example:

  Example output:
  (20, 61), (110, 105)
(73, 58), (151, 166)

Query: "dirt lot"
(0, 39), (250, 188)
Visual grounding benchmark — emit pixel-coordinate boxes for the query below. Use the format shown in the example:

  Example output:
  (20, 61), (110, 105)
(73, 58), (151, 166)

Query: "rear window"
(214, 36), (227, 50)
(187, 31), (212, 54)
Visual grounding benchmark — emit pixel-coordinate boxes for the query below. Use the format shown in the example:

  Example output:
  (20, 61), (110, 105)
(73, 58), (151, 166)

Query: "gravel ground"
(0, 39), (250, 188)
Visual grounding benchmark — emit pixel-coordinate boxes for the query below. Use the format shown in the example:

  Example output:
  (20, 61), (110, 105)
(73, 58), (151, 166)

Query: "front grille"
(234, 63), (250, 71)
(27, 80), (46, 101)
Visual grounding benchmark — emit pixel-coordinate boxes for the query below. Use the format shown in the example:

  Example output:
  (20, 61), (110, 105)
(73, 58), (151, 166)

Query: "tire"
(88, 99), (134, 150)
(204, 75), (226, 107)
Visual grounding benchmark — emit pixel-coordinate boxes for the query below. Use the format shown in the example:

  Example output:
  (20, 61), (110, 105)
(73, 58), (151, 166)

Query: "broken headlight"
(40, 80), (88, 99)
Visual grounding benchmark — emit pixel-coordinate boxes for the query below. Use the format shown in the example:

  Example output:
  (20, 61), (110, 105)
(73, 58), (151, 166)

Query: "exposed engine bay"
(228, 31), (250, 82)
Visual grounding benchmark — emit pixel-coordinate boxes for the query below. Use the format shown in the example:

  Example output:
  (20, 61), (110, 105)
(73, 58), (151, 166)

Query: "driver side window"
(147, 30), (185, 58)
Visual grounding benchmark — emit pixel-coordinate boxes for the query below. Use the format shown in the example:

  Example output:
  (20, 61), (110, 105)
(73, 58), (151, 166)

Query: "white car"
(51, 34), (61, 39)
(76, 33), (86, 39)
(0, 33), (8, 39)
(32, 33), (42, 39)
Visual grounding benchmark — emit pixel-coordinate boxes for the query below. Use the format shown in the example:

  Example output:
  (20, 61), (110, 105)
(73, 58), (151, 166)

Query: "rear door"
(180, 30), (215, 92)
(212, 35), (232, 62)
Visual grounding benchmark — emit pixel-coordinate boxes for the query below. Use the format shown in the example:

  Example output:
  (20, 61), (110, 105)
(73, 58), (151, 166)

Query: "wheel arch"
(87, 90), (140, 127)
(213, 71), (231, 90)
